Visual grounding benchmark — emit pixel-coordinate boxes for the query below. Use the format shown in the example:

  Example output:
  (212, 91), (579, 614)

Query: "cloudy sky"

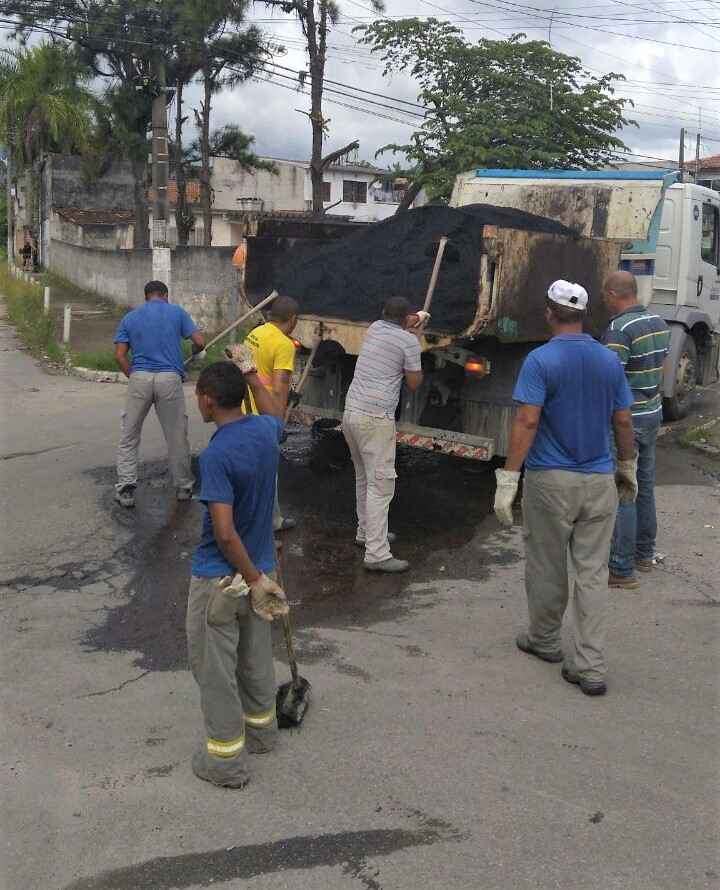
(198, 0), (720, 169)
(4, 0), (720, 168)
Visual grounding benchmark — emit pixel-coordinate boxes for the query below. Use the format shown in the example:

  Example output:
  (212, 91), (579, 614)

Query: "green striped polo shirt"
(604, 305), (671, 417)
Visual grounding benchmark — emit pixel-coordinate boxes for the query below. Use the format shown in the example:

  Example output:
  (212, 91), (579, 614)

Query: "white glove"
(615, 455), (638, 504)
(224, 343), (257, 375)
(208, 574), (249, 626)
(194, 350), (207, 362)
(416, 310), (431, 326)
(494, 469), (520, 527)
(249, 573), (289, 622)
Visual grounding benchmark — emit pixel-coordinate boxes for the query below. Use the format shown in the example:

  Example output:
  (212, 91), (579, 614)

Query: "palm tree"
(0, 43), (95, 257)
(0, 43), (95, 169)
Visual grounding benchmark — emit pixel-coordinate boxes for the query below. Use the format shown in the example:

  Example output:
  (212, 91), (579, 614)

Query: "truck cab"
(453, 170), (720, 418)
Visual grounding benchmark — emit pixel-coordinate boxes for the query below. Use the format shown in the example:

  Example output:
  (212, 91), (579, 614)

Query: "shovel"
(273, 543), (311, 728)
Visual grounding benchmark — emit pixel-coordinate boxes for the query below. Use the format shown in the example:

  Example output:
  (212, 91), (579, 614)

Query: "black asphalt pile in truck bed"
(272, 204), (577, 333)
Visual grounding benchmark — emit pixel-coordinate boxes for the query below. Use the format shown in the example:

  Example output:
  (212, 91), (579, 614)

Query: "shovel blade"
(276, 677), (311, 728)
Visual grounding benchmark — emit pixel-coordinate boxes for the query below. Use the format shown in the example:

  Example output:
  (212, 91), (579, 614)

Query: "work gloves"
(224, 343), (257, 375)
(249, 573), (289, 622)
(494, 469), (521, 527)
(209, 574), (251, 626)
(415, 310), (431, 326)
(191, 342), (207, 362)
(615, 455), (639, 504)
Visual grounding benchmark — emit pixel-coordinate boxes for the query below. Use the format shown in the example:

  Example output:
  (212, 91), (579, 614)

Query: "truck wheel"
(663, 335), (698, 421)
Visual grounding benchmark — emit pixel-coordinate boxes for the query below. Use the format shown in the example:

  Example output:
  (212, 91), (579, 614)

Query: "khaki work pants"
(186, 576), (278, 786)
(343, 410), (397, 564)
(115, 371), (193, 492)
(522, 470), (617, 683)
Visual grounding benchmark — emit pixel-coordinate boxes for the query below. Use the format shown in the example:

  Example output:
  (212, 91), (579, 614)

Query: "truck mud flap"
(293, 408), (495, 461)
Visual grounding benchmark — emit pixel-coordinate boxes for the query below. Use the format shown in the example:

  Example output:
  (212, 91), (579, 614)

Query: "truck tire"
(663, 334), (698, 421)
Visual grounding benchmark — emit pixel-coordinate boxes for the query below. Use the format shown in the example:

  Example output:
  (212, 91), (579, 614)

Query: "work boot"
(515, 632), (563, 663)
(355, 532), (396, 547)
(561, 665), (607, 696)
(191, 749), (250, 789)
(177, 486), (194, 502)
(636, 559), (654, 573)
(364, 557), (409, 573)
(608, 574), (640, 589)
(114, 485), (136, 508)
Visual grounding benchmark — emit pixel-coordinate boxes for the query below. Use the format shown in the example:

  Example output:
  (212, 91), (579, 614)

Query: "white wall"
(211, 157), (306, 213)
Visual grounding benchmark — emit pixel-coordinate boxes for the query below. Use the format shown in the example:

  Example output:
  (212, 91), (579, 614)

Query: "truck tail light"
(464, 358), (488, 377)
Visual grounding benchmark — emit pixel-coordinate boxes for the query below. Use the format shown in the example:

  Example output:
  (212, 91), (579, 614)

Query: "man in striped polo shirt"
(603, 270), (671, 588)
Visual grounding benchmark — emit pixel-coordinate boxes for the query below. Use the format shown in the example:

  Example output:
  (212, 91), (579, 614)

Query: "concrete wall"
(50, 240), (153, 307)
(171, 246), (241, 331)
(49, 240), (242, 332)
(212, 157), (306, 213)
(48, 154), (135, 211)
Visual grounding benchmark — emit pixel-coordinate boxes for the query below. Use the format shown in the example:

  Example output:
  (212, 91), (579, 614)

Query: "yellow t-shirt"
(243, 322), (296, 414)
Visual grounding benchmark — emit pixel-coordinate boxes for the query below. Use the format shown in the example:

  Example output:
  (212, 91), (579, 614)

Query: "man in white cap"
(493, 280), (638, 696)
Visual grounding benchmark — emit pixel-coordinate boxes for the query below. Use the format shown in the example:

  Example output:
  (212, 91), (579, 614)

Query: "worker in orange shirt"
(243, 295), (300, 531)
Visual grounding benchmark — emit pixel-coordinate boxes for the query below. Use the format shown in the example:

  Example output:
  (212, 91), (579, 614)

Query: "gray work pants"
(186, 576), (278, 786)
(522, 470), (618, 683)
(115, 371), (193, 492)
(343, 410), (397, 563)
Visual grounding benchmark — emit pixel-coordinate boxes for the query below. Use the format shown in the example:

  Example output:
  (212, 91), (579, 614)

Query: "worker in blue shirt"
(187, 350), (288, 789)
(493, 280), (638, 696)
(113, 280), (206, 508)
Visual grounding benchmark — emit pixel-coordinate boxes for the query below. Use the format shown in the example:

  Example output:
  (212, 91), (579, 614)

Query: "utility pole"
(695, 107), (702, 182)
(151, 56), (169, 247)
(679, 127), (685, 182)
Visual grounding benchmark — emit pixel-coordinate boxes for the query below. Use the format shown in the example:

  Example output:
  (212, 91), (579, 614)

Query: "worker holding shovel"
(186, 350), (289, 789)
(343, 296), (429, 573)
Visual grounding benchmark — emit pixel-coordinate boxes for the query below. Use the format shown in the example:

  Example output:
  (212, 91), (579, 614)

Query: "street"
(1, 307), (719, 890)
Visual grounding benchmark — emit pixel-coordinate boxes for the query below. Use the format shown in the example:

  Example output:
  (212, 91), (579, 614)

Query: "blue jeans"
(609, 417), (660, 578)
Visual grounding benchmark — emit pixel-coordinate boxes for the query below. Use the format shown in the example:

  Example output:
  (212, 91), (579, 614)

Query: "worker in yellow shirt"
(244, 295), (300, 531)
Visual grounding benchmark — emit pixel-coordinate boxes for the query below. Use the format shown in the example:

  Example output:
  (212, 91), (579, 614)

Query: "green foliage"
(0, 187), (7, 247)
(356, 20), (636, 201)
(72, 349), (120, 372)
(0, 266), (64, 363)
(0, 43), (95, 170)
(192, 125), (277, 174)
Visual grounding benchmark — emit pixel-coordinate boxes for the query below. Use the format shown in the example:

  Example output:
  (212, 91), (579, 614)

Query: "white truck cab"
(452, 169), (720, 418)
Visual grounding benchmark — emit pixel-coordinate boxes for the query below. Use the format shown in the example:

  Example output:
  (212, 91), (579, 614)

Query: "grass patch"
(680, 419), (719, 448)
(0, 264), (65, 363)
(72, 349), (120, 372)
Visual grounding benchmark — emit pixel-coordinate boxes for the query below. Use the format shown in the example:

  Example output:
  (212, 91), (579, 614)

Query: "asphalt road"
(1, 307), (718, 890)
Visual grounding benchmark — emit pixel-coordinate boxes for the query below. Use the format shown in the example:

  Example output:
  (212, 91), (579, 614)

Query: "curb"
(71, 366), (128, 385)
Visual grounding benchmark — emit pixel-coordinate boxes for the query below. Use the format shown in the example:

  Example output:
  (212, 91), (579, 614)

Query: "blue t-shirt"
(513, 334), (633, 474)
(191, 415), (284, 578)
(113, 299), (198, 379)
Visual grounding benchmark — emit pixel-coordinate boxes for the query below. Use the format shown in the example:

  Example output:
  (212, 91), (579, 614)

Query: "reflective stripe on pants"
(186, 575), (278, 785)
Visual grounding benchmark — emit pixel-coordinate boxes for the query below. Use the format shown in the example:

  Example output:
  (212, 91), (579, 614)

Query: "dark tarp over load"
(272, 204), (577, 334)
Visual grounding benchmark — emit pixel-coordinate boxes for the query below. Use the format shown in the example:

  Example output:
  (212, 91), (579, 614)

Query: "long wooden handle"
(284, 336), (322, 423)
(423, 236), (448, 313)
(184, 289), (279, 367)
(274, 541), (300, 687)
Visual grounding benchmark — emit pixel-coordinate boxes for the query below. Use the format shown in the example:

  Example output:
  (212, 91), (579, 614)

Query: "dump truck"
(283, 170), (720, 461)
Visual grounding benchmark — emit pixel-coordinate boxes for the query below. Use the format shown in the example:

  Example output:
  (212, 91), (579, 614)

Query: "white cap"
(547, 280), (588, 310)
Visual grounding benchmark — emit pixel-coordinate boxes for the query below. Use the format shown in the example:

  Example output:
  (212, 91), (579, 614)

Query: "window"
(342, 180), (367, 204)
(701, 203), (719, 265)
(322, 181), (331, 202)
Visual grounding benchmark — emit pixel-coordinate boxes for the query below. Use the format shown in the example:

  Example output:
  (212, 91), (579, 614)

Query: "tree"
(0, 44), (94, 168)
(0, 0), (182, 247)
(0, 43), (95, 254)
(166, 0), (269, 246)
(357, 20), (636, 205)
(268, 0), (383, 215)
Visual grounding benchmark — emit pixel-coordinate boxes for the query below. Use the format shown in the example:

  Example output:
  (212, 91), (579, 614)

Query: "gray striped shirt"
(345, 320), (422, 418)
